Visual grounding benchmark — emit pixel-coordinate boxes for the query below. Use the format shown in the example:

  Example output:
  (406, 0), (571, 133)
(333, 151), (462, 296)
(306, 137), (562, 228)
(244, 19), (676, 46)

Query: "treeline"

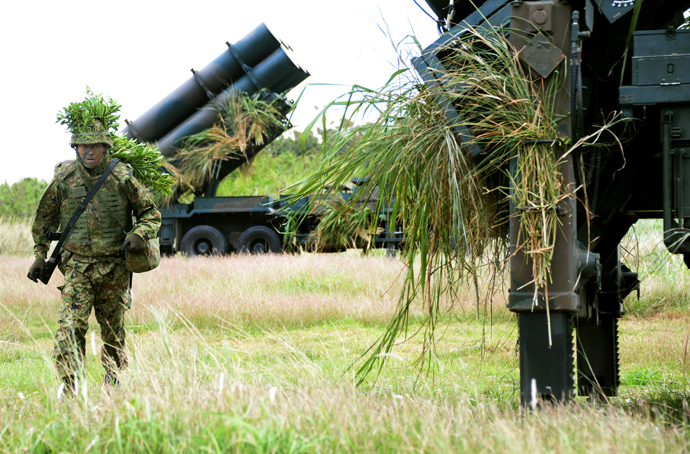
(2, 128), (336, 217)
(217, 126), (351, 196)
(216, 129), (323, 197)
(0, 178), (47, 220)
(265, 129), (320, 156)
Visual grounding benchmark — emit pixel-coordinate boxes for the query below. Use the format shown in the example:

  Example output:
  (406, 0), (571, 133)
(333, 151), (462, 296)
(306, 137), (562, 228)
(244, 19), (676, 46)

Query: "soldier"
(28, 108), (161, 393)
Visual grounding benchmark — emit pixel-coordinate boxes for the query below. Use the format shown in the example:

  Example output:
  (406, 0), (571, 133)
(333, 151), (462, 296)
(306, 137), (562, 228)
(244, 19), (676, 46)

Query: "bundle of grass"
(287, 26), (573, 382)
(152, 160), (194, 207)
(305, 193), (381, 252)
(162, 91), (290, 204)
(438, 29), (571, 305)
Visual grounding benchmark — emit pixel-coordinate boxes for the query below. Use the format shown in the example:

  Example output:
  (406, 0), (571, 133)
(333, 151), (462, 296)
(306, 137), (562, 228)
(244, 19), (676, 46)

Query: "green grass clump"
(303, 194), (380, 252)
(160, 92), (290, 206)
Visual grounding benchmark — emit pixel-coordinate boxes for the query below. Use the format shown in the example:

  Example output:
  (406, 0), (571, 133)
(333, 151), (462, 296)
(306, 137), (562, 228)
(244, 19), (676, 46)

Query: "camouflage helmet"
(70, 119), (114, 148)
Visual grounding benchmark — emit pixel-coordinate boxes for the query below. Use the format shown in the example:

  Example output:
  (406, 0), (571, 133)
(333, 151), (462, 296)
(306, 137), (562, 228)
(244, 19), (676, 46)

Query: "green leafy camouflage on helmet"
(57, 87), (121, 148)
(70, 119), (114, 147)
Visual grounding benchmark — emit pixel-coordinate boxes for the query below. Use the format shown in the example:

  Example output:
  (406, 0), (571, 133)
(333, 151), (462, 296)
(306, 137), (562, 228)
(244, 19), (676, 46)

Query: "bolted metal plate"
(518, 32), (565, 78)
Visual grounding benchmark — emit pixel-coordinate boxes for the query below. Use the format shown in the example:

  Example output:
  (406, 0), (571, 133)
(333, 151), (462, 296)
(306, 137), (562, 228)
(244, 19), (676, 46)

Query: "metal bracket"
(518, 32), (565, 78)
(190, 68), (215, 100)
(226, 42), (261, 91)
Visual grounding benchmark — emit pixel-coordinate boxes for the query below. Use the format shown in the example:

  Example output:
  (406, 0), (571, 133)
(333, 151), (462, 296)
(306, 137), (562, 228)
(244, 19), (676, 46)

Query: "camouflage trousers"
(54, 254), (131, 379)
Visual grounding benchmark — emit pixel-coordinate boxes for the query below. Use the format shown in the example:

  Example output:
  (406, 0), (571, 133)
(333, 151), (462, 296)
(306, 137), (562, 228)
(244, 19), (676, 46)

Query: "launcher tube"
(124, 23), (281, 143)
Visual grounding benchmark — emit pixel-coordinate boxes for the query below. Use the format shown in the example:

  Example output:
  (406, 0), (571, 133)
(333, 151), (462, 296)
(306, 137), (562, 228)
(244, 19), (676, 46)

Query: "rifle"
(27, 158), (120, 285)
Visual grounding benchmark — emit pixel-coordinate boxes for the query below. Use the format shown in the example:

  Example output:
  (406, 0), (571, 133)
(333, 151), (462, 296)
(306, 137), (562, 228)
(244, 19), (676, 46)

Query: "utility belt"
(68, 252), (126, 265)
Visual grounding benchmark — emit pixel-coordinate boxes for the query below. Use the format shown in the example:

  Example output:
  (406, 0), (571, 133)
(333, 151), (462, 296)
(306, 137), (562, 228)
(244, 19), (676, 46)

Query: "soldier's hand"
(122, 234), (146, 253)
(27, 258), (46, 282)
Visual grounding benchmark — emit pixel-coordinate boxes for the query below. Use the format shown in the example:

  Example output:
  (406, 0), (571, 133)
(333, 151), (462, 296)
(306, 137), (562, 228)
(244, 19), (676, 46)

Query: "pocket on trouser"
(102, 263), (131, 311)
(58, 250), (73, 276)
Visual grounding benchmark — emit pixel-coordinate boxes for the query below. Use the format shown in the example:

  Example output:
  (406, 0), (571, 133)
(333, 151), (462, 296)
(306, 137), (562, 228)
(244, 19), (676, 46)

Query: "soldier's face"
(76, 144), (107, 169)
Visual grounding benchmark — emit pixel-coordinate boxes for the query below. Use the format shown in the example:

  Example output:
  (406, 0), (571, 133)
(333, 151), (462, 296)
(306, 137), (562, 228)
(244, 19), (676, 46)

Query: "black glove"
(122, 234), (146, 253)
(28, 258), (46, 282)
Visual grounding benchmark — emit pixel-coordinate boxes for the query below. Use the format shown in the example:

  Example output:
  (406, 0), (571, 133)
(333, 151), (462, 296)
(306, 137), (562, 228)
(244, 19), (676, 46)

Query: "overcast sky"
(0, 0), (440, 184)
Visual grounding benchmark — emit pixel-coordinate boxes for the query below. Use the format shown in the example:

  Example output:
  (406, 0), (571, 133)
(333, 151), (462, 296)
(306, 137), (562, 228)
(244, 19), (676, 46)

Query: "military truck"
(417, 0), (690, 403)
(124, 24), (402, 256)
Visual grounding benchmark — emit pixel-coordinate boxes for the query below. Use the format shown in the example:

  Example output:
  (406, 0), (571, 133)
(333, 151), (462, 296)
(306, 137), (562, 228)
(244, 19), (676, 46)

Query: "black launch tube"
(157, 48), (309, 157)
(123, 23), (281, 143)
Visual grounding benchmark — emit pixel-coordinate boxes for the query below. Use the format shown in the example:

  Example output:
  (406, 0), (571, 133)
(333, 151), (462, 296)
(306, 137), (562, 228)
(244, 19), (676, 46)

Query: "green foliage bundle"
(162, 92), (289, 205)
(287, 26), (572, 382)
(439, 30), (569, 297)
(110, 135), (174, 195)
(219, 91), (289, 151)
(304, 194), (380, 252)
(56, 87), (121, 133)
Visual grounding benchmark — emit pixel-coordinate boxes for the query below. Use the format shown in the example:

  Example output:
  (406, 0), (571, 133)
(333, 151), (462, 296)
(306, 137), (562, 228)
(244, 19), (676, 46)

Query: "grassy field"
(2, 219), (690, 452)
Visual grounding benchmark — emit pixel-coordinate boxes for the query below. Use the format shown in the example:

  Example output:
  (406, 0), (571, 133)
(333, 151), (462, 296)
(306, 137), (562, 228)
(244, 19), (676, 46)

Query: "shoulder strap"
(47, 158), (121, 266)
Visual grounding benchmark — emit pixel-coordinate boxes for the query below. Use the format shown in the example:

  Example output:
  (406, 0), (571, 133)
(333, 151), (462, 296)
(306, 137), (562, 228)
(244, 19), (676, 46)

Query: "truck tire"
(237, 226), (281, 254)
(180, 226), (227, 257)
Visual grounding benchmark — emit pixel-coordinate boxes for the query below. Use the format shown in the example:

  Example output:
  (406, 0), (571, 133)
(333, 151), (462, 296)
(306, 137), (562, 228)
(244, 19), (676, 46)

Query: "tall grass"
(0, 217), (34, 257)
(287, 26), (572, 381)
(3, 325), (689, 453)
(2, 254), (690, 452)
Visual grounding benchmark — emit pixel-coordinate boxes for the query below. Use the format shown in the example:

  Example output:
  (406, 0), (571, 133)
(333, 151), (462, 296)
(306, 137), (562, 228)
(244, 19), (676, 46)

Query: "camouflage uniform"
(32, 153), (160, 381)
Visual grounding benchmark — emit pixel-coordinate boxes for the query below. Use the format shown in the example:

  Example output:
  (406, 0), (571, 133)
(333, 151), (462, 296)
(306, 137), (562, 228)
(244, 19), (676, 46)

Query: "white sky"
(0, 0), (440, 184)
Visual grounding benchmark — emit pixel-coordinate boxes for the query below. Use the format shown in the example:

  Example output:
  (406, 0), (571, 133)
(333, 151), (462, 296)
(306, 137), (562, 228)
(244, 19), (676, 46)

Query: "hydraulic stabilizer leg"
(518, 312), (574, 404)
(576, 315), (620, 397)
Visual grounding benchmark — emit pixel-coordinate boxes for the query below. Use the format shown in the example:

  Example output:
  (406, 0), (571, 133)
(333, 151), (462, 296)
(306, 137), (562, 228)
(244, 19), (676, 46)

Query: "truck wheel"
(180, 226), (227, 257)
(237, 226), (281, 254)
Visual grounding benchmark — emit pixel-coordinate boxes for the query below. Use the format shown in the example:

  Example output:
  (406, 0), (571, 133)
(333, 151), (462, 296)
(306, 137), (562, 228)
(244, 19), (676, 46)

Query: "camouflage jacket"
(32, 154), (161, 260)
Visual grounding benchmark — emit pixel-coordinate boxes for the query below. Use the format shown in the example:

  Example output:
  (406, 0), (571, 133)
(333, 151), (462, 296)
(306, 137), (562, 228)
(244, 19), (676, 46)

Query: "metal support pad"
(519, 312), (574, 404)
(576, 316), (620, 397)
